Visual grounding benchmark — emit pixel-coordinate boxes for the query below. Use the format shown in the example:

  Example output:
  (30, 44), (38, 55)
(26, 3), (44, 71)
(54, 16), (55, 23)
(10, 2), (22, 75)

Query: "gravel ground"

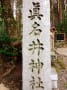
(57, 56), (67, 90)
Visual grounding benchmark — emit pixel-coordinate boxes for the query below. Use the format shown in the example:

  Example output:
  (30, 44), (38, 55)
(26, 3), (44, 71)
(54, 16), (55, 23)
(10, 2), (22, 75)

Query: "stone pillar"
(23, 0), (52, 90)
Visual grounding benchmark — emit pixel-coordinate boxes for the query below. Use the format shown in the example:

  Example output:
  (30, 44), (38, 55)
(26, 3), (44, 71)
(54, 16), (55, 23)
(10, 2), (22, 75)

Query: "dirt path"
(58, 56), (67, 90)
(0, 83), (9, 90)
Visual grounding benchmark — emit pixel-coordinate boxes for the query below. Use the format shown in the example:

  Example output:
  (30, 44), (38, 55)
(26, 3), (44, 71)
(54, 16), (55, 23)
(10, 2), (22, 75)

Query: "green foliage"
(56, 59), (66, 69)
(56, 11), (67, 33)
(56, 22), (63, 33)
(52, 58), (66, 72)
(0, 2), (18, 59)
(64, 82), (67, 88)
(62, 11), (67, 33)
(0, 27), (18, 57)
(0, 23), (18, 57)
(0, 46), (17, 57)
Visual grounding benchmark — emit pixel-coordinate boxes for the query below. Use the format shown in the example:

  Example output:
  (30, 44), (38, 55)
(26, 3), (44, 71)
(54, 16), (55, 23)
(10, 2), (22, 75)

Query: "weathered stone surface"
(23, 0), (51, 90)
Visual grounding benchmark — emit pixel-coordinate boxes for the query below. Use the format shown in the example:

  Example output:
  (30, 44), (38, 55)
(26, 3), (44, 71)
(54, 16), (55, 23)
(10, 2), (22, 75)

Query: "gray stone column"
(23, 0), (52, 90)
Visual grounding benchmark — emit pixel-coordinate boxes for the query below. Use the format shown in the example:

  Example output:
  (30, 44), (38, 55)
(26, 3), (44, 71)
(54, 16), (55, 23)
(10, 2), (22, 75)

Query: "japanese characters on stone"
(28, 2), (44, 90)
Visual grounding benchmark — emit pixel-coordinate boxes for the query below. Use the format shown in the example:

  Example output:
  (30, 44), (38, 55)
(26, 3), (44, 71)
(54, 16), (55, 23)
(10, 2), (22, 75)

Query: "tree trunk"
(58, 0), (63, 23)
(50, 0), (55, 25)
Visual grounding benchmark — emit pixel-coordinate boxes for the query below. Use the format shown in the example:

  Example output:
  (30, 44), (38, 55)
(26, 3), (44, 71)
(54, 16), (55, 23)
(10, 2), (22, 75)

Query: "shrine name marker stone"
(23, 0), (51, 90)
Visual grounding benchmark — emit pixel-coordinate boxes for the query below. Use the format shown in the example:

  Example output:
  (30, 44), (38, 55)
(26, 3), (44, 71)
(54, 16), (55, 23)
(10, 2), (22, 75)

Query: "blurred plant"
(64, 82), (67, 88)
(56, 11), (67, 33)
(62, 11), (67, 33)
(0, 2), (18, 63)
(56, 22), (63, 33)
